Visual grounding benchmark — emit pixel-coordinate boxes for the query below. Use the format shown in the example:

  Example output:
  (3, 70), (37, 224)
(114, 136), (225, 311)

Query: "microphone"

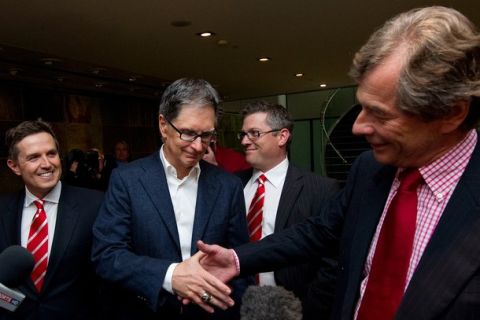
(240, 285), (302, 320)
(0, 246), (34, 312)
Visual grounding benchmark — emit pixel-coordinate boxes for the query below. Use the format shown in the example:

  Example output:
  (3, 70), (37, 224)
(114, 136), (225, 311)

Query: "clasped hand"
(171, 240), (239, 313)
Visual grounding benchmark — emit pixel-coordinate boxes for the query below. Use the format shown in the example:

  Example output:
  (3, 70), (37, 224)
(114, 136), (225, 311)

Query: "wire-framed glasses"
(237, 129), (281, 141)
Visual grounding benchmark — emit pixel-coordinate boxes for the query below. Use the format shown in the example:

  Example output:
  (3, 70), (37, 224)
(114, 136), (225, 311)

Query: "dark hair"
(5, 120), (60, 161)
(158, 78), (221, 123)
(241, 100), (294, 144)
(349, 6), (480, 129)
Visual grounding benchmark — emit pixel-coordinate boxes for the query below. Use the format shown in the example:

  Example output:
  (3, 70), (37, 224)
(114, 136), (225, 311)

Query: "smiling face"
(7, 132), (62, 199)
(159, 104), (216, 178)
(352, 52), (469, 168)
(240, 112), (289, 172)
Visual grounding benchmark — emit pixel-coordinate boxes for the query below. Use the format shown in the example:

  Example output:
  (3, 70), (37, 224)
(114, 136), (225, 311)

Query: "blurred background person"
(202, 140), (250, 173)
(102, 140), (131, 188)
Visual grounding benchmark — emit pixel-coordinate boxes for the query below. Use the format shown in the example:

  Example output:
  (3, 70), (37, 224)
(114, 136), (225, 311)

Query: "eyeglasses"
(167, 119), (217, 144)
(237, 129), (281, 141)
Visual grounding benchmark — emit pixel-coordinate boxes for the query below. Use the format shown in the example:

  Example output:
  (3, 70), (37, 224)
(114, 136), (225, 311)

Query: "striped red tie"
(247, 174), (267, 242)
(27, 200), (49, 292)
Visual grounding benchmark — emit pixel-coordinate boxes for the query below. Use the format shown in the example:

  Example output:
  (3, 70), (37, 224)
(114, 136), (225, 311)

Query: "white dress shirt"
(159, 146), (201, 293)
(21, 181), (61, 255)
(244, 157), (288, 285)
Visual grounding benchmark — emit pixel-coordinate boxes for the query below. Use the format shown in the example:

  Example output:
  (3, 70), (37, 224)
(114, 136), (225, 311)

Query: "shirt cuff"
(162, 263), (179, 294)
(232, 249), (241, 276)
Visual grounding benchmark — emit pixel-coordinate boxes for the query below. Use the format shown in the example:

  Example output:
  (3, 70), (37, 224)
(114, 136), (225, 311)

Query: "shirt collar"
(395, 129), (477, 201)
(159, 145), (201, 181)
(24, 180), (62, 207)
(252, 157), (289, 189)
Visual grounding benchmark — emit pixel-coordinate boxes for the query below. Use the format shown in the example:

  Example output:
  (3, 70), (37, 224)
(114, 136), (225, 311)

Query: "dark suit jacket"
(236, 138), (480, 320)
(92, 152), (251, 319)
(0, 184), (104, 320)
(237, 164), (340, 319)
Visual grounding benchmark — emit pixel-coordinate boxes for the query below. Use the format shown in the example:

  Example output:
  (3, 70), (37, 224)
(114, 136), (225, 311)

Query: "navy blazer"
(236, 138), (480, 320)
(0, 184), (103, 320)
(237, 164), (340, 319)
(92, 152), (251, 318)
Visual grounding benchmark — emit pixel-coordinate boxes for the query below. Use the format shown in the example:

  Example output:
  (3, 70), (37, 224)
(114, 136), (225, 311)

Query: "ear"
(159, 114), (168, 139)
(277, 128), (290, 147)
(440, 100), (470, 133)
(7, 159), (21, 176)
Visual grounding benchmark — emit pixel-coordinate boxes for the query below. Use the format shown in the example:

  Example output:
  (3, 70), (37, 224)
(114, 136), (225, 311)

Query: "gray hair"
(241, 101), (294, 144)
(350, 6), (480, 129)
(158, 78), (221, 123)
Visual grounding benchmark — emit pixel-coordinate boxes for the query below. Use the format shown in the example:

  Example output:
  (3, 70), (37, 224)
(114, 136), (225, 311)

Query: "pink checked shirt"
(355, 129), (478, 318)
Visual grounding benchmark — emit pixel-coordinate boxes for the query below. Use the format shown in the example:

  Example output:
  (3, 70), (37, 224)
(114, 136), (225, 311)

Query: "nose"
(190, 137), (205, 153)
(240, 134), (251, 147)
(352, 109), (374, 137)
(39, 155), (52, 168)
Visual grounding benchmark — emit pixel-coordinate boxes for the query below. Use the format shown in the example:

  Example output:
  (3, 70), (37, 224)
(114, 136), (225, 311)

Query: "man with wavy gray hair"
(194, 6), (480, 320)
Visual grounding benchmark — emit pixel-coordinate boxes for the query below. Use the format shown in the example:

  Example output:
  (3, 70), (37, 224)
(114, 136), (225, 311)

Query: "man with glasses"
(235, 101), (339, 320)
(92, 78), (251, 319)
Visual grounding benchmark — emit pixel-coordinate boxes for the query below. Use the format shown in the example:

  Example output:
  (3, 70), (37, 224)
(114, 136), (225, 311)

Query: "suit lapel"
(275, 165), (302, 230)
(0, 190), (39, 295)
(42, 185), (80, 292)
(398, 141), (480, 319)
(139, 153), (181, 251)
(236, 168), (253, 187)
(191, 163), (220, 255)
(342, 165), (396, 315)
(0, 191), (24, 246)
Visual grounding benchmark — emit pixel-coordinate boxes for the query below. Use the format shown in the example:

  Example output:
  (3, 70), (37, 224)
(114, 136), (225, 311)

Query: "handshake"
(171, 240), (240, 313)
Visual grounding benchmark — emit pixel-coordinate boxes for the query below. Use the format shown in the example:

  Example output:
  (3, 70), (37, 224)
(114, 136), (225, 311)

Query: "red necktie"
(247, 174), (267, 242)
(357, 169), (423, 320)
(27, 200), (49, 292)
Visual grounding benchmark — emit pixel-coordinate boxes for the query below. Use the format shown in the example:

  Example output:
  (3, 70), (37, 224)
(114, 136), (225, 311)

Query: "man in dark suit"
(92, 78), (251, 319)
(235, 101), (339, 319)
(195, 6), (480, 320)
(0, 120), (103, 320)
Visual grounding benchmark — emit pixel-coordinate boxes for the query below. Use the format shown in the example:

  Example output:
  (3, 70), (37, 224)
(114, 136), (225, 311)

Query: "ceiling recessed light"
(8, 68), (21, 76)
(41, 58), (61, 65)
(217, 39), (229, 47)
(320, 83), (327, 88)
(295, 73), (304, 77)
(91, 68), (107, 75)
(197, 31), (215, 37)
(258, 57), (271, 62)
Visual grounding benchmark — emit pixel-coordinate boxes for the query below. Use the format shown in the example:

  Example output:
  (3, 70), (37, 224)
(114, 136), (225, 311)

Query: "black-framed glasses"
(237, 129), (281, 141)
(167, 119), (217, 144)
